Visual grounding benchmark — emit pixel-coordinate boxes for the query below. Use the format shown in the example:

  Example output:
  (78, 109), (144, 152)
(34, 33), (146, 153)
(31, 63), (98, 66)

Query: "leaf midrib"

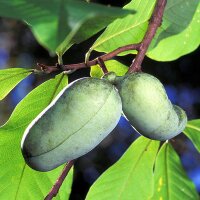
(15, 163), (26, 200)
(0, 70), (31, 83)
(117, 140), (152, 200)
(186, 124), (200, 132)
(92, 1), (155, 50)
(164, 144), (170, 200)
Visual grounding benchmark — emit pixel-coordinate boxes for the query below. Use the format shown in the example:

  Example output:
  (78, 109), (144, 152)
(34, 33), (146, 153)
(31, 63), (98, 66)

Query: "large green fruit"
(21, 78), (122, 171)
(108, 72), (187, 141)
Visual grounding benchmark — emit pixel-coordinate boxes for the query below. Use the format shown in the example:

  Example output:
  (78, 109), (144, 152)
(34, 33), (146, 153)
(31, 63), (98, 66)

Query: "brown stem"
(36, 43), (141, 74)
(97, 57), (108, 74)
(44, 160), (74, 200)
(128, 0), (167, 73)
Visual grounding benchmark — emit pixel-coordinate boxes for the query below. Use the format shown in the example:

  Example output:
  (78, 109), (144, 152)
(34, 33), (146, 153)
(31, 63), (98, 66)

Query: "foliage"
(90, 60), (128, 78)
(86, 137), (160, 200)
(151, 142), (198, 200)
(0, 0), (199, 199)
(184, 119), (200, 153)
(0, 0), (133, 55)
(0, 73), (72, 199)
(0, 68), (32, 100)
(91, 0), (200, 61)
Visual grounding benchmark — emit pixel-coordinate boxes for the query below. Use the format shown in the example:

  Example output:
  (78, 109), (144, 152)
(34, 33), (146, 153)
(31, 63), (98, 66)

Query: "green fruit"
(113, 72), (187, 141)
(21, 78), (122, 171)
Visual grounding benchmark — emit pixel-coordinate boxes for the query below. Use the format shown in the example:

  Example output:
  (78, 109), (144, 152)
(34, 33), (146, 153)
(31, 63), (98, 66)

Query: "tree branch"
(128, 0), (167, 73)
(44, 160), (74, 200)
(37, 43), (141, 74)
(36, 0), (166, 75)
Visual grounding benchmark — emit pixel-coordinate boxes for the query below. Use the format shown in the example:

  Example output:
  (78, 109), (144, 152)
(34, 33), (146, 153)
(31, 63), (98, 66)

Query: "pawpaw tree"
(0, 0), (199, 200)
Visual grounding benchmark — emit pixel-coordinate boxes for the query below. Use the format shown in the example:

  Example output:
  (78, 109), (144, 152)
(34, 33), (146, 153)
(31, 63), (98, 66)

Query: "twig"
(36, 43), (141, 74)
(128, 0), (167, 73)
(44, 160), (74, 200)
(97, 57), (108, 74)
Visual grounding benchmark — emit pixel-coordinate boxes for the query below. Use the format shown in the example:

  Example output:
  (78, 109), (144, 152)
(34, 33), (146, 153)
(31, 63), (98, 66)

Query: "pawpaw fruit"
(104, 72), (187, 141)
(21, 77), (122, 171)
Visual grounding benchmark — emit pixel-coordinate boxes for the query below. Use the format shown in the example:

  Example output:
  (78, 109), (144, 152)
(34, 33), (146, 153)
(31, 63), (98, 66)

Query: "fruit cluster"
(21, 72), (187, 171)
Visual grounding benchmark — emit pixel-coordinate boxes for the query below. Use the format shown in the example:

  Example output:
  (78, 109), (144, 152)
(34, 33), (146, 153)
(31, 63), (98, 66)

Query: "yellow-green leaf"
(0, 68), (32, 100)
(86, 137), (160, 200)
(90, 60), (128, 78)
(0, 73), (73, 199)
(151, 143), (199, 200)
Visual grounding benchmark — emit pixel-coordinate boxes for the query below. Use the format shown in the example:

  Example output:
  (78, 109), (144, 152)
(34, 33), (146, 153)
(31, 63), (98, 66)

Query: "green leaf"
(90, 0), (153, 53)
(0, 0), (133, 55)
(90, 60), (128, 78)
(0, 73), (72, 199)
(0, 68), (32, 100)
(147, 1), (200, 61)
(151, 142), (199, 200)
(86, 137), (160, 200)
(91, 0), (199, 61)
(184, 119), (200, 153)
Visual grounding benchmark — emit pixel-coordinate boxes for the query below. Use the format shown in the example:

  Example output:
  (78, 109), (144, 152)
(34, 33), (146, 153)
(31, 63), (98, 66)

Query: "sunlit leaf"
(90, 60), (128, 78)
(86, 137), (160, 200)
(0, 73), (73, 199)
(148, 1), (200, 61)
(184, 119), (200, 153)
(91, 0), (199, 61)
(0, 68), (32, 100)
(0, 0), (133, 55)
(151, 142), (199, 200)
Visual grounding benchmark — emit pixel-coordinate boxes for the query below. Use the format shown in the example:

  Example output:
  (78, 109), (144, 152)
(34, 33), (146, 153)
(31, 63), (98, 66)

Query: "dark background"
(0, 0), (200, 199)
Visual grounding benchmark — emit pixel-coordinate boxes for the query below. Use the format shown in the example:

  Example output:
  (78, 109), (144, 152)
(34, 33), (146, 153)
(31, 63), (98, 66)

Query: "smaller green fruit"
(114, 72), (187, 141)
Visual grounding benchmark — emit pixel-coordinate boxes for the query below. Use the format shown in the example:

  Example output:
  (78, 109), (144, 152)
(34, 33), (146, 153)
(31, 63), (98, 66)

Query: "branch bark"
(44, 160), (74, 200)
(37, 43), (141, 74)
(128, 0), (167, 73)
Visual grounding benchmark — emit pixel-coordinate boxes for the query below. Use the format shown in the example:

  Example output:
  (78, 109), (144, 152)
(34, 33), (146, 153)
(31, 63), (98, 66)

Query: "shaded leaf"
(184, 119), (200, 153)
(151, 142), (198, 200)
(86, 137), (160, 200)
(91, 0), (199, 61)
(90, 60), (128, 78)
(0, 73), (72, 199)
(148, 1), (200, 61)
(0, 0), (133, 55)
(0, 68), (32, 100)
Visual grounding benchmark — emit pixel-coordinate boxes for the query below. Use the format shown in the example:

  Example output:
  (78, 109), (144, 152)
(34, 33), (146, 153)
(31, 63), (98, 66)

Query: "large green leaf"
(184, 119), (200, 153)
(90, 60), (128, 78)
(86, 137), (160, 200)
(0, 0), (133, 55)
(0, 68), (32, 100)
(90, 0), (154, 53)
(91, 0), (199, 61)
(148, 1), (200, 61)
(0, 73), (73, 199)
(151, 142), (198, 200)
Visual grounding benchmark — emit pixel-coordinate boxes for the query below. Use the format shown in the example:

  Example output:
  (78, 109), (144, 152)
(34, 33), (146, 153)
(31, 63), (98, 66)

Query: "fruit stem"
(128, 0), (167, 73)
(97, 57), (108, 74)
(44, 160), (74, 200)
